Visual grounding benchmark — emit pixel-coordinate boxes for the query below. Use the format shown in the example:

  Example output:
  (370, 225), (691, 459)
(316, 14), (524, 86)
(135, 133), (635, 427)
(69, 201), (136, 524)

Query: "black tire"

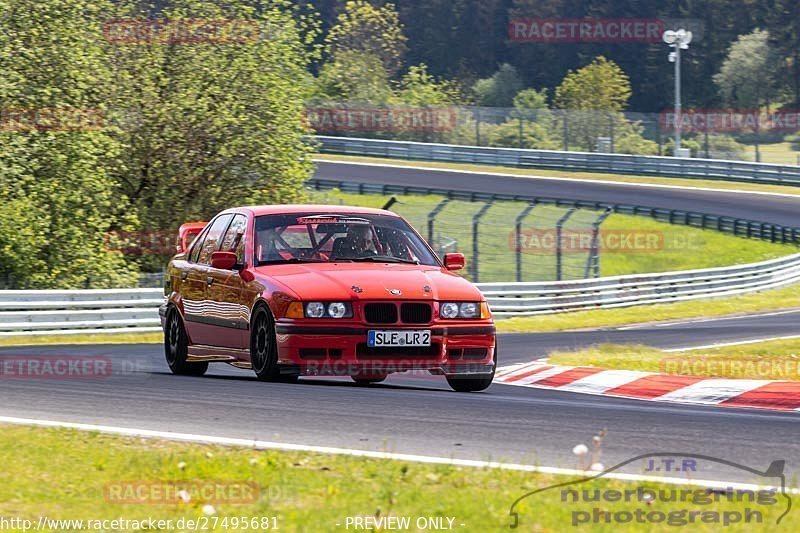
(446, 347), (496, 393)
(351, 375), (387, 385)
(251, 306), (282, 382)
(164, 308), (208, 376)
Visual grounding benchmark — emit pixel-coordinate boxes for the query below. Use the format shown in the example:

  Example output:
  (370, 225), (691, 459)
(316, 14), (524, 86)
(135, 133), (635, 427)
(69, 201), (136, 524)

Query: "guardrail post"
(514, 202), (537, 282)
(555, 208), (578, 281)
(427, 199), (451, 247)
(584, 209), (613, 278)
(471, 202), (494, 281)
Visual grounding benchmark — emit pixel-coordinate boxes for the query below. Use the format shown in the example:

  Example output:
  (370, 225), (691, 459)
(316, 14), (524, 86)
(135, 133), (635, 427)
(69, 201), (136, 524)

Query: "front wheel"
(446, 349), (496, 393)
(164, 309), (208, 376)
(251, 306), (281, 381)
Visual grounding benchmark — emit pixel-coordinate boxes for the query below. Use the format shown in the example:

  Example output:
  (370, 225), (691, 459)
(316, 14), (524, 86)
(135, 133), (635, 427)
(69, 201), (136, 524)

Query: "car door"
(184, 214), (233, 346)
(179, 224), (211, 343)
(204, 213), (249, 349)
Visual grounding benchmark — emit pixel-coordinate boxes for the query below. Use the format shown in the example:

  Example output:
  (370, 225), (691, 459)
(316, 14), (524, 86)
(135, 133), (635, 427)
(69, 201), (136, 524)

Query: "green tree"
(326, 0), (408, 75)
(472, 63), (523, 107)
(314, 51), (393, 103)
(107, 0), (319, 239)
(513, 88), (548, 111)
(0, 0), (137, 289)
(395, 64), (461, 106)
(554, 56), (633, 151)
(768, 0), (800, 105)
(714, 29), (782, 110)
(554, 56), (632, 112)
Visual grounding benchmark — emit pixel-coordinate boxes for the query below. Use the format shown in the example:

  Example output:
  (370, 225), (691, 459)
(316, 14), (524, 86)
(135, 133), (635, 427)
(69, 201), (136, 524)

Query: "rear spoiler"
(177, 222), (207, 253)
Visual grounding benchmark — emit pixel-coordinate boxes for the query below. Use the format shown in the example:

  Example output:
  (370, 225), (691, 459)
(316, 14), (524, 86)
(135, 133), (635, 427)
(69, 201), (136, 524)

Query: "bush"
(485, 119), (560, 150)
(704, 134), (749, 160)
(787, 133), (800, 151)
(613, 121), (659, 155)
(663, 138), (703, 158)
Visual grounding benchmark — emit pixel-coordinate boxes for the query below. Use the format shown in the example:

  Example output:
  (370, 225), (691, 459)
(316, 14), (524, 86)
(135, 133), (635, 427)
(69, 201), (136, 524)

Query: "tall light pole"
(663, 29), (692, 157)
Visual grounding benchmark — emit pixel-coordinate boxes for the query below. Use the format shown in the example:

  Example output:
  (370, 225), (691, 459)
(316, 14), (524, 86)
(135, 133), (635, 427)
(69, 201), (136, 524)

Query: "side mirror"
(210, 251), (238, 270)
(444, 253), (465, 271)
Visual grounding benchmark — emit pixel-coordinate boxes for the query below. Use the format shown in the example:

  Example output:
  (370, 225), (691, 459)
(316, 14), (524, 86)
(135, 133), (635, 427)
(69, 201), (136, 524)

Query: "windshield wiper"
(348, 256), (419, 264)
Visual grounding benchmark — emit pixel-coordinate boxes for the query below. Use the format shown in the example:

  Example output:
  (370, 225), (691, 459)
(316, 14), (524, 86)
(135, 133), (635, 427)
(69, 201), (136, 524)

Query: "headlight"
(459, 302), (480, 318)
(305, 302), (326, 318)
(440, 302), (460, 319)
(328, 302), (348, 318)
(304, 301), (352, 319)
(441, 301), (483, 319)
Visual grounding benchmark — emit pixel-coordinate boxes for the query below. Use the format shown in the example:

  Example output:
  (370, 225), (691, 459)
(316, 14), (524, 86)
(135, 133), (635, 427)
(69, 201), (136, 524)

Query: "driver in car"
(333, 225), (378, 259)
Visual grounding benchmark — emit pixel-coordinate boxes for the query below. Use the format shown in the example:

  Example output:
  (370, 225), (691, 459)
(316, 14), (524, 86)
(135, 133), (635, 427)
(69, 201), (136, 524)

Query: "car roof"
(230, 204), (400, 217)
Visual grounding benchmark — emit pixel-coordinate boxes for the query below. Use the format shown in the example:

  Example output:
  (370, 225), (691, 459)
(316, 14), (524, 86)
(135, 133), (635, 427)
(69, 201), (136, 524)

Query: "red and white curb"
(495, 361), (800, 411)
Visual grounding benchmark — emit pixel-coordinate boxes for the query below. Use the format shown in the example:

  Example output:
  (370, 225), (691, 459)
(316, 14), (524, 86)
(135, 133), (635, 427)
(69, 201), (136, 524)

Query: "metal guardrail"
(307, 178), (800, 244)
(3, 253), (800, 333)
(316, 136), (800, 186)
(0, 289), (163, 336)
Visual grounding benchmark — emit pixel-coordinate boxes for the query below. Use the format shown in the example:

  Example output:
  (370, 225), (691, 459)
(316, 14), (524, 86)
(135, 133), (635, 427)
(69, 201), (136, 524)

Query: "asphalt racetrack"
(2, 311), (799, 485)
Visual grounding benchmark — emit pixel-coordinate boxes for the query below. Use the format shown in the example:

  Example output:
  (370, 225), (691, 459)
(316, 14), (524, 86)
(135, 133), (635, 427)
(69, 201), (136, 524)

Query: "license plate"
(368, 330), (431, 347)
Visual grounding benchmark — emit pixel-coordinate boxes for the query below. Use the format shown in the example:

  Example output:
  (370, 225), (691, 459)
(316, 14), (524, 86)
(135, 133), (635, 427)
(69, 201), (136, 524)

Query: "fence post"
(427, 199), (450, 246)
(584, 209), (613, 278)
(563, 112), (569, 152)
(515, 202), (537, 282)
(475, 108), (481, 146)
(382, 196), (398, 210)
(555, 208), (577, 281)
(609, 113), (615, 153)
(471, 202), (494, 281)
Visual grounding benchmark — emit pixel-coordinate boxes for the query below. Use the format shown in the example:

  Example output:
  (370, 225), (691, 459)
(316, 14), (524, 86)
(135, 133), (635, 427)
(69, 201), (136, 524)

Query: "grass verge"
(548, 338), (800, 381)
(316, 153), (800, 196)
(0, 332), (163, 347)
(496, 284), (800, 333)
(0, 424), (793, 531)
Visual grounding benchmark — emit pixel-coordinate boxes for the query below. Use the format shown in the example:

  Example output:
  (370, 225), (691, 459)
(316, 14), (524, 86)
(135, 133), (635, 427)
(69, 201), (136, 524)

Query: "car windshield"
(254, 213), (440, 267)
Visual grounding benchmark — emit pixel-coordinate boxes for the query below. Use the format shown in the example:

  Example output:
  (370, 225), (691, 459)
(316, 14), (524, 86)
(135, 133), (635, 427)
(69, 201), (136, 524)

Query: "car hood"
(253, 263), (482, 301)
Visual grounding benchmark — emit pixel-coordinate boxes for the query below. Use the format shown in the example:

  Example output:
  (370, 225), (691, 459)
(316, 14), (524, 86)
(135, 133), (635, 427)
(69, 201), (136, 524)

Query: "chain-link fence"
(304, 188), (615, 283)
(388, 197), (610, 283)
(305, 103), (800, 164)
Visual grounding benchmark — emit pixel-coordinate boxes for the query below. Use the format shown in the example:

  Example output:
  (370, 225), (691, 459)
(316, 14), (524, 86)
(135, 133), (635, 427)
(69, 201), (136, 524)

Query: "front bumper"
(274, 323), (496, 377)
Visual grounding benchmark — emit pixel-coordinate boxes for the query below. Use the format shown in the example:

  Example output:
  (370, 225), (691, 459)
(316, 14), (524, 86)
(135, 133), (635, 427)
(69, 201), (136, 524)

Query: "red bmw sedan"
(160, 205), (496, 392)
